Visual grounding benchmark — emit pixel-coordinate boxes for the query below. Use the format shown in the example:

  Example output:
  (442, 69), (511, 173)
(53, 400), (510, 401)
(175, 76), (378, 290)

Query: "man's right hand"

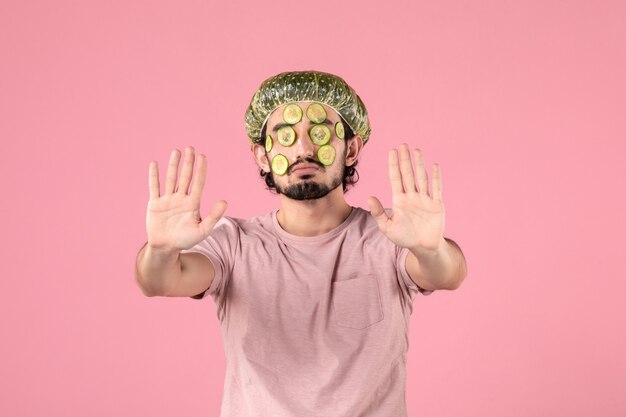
(146, 146), (228, 253)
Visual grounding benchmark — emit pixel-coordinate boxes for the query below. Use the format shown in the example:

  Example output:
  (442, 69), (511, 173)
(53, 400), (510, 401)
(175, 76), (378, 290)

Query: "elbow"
(439, 238), (468, 291)
(135, 274), (159, 297)
(447, 263), (468, 291)
(443, 274), (465, 290)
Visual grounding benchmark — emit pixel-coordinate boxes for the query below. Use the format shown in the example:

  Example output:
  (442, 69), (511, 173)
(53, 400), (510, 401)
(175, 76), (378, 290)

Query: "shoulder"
(343, 207), (391, 248)
(348, 206), (401, 254)
(212, 212), (275, 238)
(348, 206), (386, 233)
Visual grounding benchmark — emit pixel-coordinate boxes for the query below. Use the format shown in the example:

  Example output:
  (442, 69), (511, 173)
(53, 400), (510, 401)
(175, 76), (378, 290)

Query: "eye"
(277, 126), (296, 147)
(309, 125), (331, 146)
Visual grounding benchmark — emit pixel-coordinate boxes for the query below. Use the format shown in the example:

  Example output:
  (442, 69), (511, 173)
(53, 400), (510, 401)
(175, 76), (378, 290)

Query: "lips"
(292, 164), (318, 172)
(290, 162), (322, 174)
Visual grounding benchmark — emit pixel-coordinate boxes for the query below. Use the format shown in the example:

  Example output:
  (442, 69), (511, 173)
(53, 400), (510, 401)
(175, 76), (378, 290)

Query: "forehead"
(266, 101), (340, 127)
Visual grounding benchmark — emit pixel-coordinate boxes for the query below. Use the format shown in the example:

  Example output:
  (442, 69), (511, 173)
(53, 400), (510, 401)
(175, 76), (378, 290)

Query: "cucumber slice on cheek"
(317, 144), (336, 166)
(271, 154), (289, 175)
(265, 135), (273, 152)
(334, 121), (345, 140)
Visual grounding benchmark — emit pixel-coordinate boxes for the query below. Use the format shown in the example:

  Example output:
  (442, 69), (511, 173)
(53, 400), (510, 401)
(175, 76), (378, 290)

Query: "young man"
(135, 71), (467, 416)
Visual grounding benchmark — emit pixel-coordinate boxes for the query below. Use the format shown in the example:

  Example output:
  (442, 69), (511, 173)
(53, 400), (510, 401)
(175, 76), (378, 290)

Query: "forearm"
(135, 242), (183, 296)
(409, 238), (467, 290)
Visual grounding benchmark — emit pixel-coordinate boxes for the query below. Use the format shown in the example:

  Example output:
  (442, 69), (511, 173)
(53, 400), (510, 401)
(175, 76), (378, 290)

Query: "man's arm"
(136, 147), (226, 297)
(405, 237), (467, 291)
(368, 145), (467, 292)
(135, 242), (216, 297)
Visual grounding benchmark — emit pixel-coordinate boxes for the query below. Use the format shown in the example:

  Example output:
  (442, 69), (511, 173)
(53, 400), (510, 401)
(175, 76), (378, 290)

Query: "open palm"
(368, 144), (445, 251)
(146, 147), (227, 252)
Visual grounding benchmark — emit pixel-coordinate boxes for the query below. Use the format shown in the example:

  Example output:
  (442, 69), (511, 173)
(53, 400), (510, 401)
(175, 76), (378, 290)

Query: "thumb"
(199, 200), (228, 237)
(367, 196), (389, 232)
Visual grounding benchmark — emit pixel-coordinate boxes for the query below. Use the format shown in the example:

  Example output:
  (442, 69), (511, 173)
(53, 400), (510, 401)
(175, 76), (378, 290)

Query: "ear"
(345, 135), (364, 167)
(252, 143), (271, 172)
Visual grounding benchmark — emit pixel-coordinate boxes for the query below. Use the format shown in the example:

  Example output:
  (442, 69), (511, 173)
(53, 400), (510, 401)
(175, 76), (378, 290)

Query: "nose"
(294, 127), (315, 158)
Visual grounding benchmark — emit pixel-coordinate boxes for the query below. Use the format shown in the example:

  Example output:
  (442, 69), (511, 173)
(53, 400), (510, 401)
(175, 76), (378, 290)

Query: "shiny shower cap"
(244, 71), (371, 145)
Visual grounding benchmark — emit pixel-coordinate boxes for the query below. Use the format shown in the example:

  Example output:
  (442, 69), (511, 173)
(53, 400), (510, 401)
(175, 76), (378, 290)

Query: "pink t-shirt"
(181, 207), (433, 416)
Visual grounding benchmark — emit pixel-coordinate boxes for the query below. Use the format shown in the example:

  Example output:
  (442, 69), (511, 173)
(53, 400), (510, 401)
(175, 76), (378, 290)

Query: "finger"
(388, 149), (404, 195)
(148, 161), (160, 200)
(367, 196), (390, 232)
(199, 200), (228, 238)
(177, 146), (195, 194)
(164, 149), (181, 194)
(189, 153), (207, 203)
(432, 163), (443, 201)
(399, 144), (416, 193)
(414, 149), (429, 195)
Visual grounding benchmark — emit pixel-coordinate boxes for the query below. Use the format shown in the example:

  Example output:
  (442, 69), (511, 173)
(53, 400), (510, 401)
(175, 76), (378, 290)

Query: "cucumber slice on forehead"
(271, 154), (289, 175)
(317, 144), (336, 166)
(282, 104), (302, 124)
(277, 125), (296, 146)
(306, 103), (327, 123)
(309, 124), (331, 146)
(334, 121), (345, 139)
(265, 135), (273, 152)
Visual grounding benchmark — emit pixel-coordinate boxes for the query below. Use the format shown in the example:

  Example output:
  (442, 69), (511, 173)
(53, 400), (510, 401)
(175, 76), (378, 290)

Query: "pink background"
(1, 0), (625, 415)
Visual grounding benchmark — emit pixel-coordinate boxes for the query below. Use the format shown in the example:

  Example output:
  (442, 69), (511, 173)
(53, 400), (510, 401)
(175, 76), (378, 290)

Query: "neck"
(276, 187), (353, 237)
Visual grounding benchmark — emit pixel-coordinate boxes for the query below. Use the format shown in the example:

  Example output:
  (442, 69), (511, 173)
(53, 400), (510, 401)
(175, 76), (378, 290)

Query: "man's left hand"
(368, 144), (446, 252)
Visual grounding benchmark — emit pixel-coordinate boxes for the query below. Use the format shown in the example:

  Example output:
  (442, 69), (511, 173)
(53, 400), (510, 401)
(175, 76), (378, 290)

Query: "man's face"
(263, 102), (348, 200)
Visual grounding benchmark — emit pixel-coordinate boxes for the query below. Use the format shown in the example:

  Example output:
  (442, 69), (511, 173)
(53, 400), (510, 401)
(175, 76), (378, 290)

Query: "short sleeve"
(180, 217), (240, 307)
(396, 246), (435, 300)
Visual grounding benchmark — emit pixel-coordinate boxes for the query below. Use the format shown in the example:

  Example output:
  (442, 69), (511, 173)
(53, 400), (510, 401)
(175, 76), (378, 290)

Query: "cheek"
(265, 145), (297, 177)
(268, 143), (302, 164)
(267, 147), (292, 166)
(326, 140), (346, 165)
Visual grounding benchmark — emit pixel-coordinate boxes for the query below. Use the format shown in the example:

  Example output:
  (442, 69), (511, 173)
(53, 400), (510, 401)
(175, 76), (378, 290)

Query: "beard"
(274, 162), (344, 200)
(276, 175), (343, 200)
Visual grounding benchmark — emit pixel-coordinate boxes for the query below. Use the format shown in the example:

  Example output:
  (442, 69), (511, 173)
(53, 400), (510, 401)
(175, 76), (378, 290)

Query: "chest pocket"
(331, 274), (384, 329)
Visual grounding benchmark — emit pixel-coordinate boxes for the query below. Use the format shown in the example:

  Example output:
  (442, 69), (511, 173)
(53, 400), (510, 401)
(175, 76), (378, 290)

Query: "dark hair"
(258, 118), (360, 194)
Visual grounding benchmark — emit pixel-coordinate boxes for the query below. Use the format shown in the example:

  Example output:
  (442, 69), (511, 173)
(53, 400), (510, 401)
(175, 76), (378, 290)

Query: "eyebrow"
(271, 119), (334, 132)
(271, 122), (291, 133)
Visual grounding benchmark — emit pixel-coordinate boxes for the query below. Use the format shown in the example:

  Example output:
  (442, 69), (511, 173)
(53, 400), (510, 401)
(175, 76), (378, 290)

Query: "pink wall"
(1, 0), (625, 415)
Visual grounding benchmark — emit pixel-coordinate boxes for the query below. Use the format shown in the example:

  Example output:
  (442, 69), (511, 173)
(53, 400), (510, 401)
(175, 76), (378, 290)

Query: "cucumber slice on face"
(282, 104), (303, 124)
(334, 121), (345, 139)
(265, 135), (273, 152)
(309, 124), (331, 146)
(306, 103), (327, 123)
(277, 125), (296, 146)
(271, 154), (289, 175)
(317, 144), (336, 166)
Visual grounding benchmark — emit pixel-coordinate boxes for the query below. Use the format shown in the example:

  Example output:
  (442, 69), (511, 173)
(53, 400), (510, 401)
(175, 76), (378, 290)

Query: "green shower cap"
(244, 71), (371, 145)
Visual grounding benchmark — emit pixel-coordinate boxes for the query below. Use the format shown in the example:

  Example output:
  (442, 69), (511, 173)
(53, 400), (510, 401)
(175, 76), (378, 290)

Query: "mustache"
(288, 158), (325, 175)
